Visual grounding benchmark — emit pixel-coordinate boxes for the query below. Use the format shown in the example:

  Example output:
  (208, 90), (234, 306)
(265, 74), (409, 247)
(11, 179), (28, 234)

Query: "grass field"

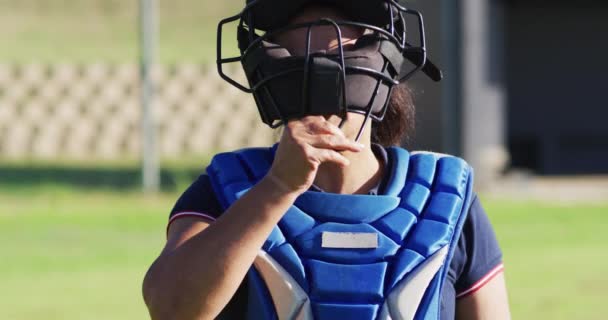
(0, 1), (241, 63)
(1, 181), (607, 319)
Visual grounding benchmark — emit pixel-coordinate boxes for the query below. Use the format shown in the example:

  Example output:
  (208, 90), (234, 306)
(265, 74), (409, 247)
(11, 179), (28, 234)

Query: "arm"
(143, 177), (300, 320)
(456, 271), (511, 320)
(142, 116), (363, 320)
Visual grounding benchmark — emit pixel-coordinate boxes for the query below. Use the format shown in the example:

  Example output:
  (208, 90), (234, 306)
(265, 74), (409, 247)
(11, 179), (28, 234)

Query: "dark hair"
(371, 84), (415, 146)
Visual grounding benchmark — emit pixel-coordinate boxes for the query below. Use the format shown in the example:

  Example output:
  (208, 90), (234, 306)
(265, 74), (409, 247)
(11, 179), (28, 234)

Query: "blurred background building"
(409, 0), (608, 185)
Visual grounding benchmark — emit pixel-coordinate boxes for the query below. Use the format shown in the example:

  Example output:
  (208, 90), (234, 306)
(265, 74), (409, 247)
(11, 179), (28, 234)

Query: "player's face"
(272, 6), (371, 140)
(272, 5), (366, 56)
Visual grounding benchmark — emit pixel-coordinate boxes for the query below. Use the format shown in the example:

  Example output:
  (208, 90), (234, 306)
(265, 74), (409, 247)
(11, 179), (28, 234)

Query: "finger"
(301, 115), (327, 124)
(302, 117), (345, 137)
(313, 148), (351, 167)
(285, 118), (332, 138)
(307, 134), (364, 152)
(315, 120), (345, 137)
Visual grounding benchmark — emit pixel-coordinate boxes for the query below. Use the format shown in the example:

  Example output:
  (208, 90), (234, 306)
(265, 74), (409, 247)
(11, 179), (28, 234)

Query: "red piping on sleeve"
(166, 212), (217, 236)
(455, 263), (504, 299)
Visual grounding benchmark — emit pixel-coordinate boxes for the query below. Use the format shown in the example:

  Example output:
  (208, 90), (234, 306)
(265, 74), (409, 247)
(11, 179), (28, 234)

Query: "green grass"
(0, 1), (242, 63)
(0, 183), (606, 319)
(0, 185), (172, 320)
(482, 198), (608, 320)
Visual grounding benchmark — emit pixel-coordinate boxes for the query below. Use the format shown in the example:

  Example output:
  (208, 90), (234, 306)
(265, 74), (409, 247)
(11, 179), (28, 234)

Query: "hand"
(264, 116), (364, 195)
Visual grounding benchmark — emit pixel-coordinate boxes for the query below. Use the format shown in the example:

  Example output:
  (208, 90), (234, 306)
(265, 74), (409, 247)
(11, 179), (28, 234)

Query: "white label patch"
(321, 232), (378, 249)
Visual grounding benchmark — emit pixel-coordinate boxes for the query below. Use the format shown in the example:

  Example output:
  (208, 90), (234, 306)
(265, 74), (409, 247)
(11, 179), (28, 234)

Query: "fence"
(0, 63), (276, 161)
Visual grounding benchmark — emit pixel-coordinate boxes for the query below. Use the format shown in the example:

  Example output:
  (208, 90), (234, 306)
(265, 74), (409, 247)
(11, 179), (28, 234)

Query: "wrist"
(258, 173), (304, 200)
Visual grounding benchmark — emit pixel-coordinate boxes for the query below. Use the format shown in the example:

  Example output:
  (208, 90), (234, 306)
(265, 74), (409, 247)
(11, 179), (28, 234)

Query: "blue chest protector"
(207, 146), (474, 320)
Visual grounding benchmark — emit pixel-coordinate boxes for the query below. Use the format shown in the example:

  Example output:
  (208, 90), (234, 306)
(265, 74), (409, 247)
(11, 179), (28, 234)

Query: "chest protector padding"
(207, 146), (474, 320)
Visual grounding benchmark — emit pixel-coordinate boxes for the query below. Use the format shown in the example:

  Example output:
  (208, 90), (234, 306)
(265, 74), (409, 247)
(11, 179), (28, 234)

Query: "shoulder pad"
(207, 147), (274, 209)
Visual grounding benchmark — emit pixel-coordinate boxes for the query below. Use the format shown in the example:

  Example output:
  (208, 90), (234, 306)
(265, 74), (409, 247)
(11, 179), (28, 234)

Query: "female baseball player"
(143, 1), (510, 319)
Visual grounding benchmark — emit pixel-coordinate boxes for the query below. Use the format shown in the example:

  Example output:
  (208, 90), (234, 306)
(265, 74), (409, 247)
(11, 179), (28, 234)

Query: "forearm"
(144, 177), (299, 320)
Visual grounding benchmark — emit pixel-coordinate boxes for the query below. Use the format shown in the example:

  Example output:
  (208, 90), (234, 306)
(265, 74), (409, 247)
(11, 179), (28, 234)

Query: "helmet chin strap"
(335, 114), (365, 144)
(355, 58), (391, 143)
(338, 110), (371, 144)
(355, 116), (371, 143)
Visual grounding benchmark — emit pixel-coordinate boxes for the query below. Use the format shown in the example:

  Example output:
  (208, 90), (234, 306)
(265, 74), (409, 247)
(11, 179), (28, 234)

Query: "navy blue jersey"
(168, 146), (504, 319)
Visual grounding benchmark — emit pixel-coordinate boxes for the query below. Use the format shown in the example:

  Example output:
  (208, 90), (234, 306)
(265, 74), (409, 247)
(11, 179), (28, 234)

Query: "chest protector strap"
(207, 146), (474, 320)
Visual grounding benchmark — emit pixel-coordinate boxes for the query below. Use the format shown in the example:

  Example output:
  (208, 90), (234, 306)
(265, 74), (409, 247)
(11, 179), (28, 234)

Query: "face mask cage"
(217, 0), (439, 140)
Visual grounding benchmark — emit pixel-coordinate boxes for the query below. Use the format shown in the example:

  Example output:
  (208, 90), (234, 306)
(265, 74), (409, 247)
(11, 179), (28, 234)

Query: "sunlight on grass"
(0, 185), (606, 319)
(0, 1), (242, 63)
(481, 197), (608, 320)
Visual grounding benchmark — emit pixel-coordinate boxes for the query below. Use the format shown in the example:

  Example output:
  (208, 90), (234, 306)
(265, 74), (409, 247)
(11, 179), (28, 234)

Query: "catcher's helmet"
(217, 0), (442, 140)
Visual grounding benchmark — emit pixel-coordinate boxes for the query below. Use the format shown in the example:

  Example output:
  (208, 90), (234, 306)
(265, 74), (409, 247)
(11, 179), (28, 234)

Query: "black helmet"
(217, 0), (442, 140)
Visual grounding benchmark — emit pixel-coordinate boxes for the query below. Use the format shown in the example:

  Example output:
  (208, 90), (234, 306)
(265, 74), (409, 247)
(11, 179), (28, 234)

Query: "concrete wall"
(0, 64), (275, 160)
(409, 0), (508, 187)
(403, 0), (445, 153)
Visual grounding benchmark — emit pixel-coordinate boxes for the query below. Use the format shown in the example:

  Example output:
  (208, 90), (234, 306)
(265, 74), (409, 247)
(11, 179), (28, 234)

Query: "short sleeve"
(449, 195), (504, 299)
(168, 174), (224, 225)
